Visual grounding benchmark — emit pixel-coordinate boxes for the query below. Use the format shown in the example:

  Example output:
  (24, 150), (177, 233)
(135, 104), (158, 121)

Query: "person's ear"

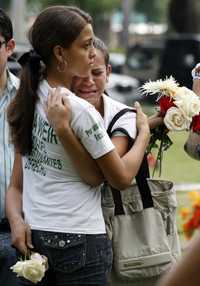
(53, 45), (65, 62)
(106, 64), (112, 82)
(6, 38), (15, 57)
(53, 45), (68, 72)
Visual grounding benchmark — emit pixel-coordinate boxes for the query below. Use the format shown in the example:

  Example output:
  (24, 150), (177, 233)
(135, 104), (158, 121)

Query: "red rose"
(159, 96), (175, 117)
(191, 114), (200, 132)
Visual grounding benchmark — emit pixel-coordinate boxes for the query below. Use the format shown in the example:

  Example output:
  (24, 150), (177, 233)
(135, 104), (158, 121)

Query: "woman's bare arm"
(6, 152), (33, 254)
(45, 90), (149, 190)
(45, 89), (104, 186)
(96, 104), (149, 190)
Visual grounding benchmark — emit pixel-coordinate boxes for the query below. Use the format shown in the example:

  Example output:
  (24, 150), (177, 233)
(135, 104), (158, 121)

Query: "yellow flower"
(188, 191), (200, 203)
(195, 198), (200, 207)
(180, 207), (190, 219)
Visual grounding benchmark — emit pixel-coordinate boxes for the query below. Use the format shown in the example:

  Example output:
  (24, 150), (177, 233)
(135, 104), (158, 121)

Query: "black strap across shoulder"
(107, 108), (154, 215)
(107, 108), (136, 137)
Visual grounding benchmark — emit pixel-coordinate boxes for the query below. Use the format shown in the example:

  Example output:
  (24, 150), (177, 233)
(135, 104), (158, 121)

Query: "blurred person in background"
(158, 234), (200, 286)
(0, 8), (19, 286)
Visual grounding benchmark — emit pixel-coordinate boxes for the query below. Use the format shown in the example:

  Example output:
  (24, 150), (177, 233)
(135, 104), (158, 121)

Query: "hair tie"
(18, 50), (42, 67)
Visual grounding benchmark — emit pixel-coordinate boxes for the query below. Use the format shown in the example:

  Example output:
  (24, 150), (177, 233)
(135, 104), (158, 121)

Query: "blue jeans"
(18, 230), (112, 286)
(0, 231), (20, 286)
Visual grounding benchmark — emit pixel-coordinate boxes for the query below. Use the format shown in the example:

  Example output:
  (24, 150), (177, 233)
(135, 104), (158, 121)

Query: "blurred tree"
(135, 0), (170, 23)
(168, 0), (200, 33)
(27, 0), (120, 18)
(27, 0), (120, 43)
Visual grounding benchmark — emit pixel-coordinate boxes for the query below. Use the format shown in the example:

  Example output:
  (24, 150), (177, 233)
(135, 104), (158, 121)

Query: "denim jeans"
(18, 230), (112, 286)
(0, 231), (20, 286)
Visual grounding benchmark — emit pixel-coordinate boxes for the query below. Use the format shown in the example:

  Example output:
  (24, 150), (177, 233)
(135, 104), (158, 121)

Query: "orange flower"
(188, 191), (200, 203)
(180, 207), (190, 219)
(183, 220), (194, 239)
(180, 190), (200, 239)
(194, 198), (200, 208)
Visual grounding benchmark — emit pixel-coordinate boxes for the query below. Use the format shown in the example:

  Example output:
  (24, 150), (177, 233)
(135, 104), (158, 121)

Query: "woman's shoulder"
(103, 93), (136, 121)
(38, 80), (94, 111)
(67, 89), (94, 109)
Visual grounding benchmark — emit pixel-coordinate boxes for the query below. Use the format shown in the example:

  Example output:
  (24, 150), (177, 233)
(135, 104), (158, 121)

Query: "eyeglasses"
(0, 41), (6, 49)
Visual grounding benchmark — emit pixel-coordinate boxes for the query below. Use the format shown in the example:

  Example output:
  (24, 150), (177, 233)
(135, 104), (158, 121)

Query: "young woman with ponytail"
(6, 6), (149, 285)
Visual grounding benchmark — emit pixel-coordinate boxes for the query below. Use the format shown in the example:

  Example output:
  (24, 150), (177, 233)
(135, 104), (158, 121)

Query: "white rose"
(10, 261), (26, 276)
(22, 260), (46, 284)
(164, 107), (189, 131)
(30, 252), (48, 270)
(175, 87), (200, 119)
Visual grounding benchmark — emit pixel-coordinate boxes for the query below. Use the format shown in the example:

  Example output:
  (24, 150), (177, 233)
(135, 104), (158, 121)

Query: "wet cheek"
(97, 79), (106, 90)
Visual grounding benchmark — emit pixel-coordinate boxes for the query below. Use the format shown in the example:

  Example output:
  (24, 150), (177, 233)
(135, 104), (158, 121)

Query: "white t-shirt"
(102, 94), (137, 139)
(22, 80), (114, 234)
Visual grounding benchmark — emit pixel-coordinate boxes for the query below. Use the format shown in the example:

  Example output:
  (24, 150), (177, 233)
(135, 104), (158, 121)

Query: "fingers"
(26, 224), (34, 250)
(192, 63), (200, 80)
(62, 96), (70, 107)
(12, 233), (28, 255)
(134, 101), (143, 113)
(11, 222), (33, 256)
(47, 87), (69, 108)
(48, 87), (62, 106)
(134, 101), (140, 109)
(134, 101), (144, 116)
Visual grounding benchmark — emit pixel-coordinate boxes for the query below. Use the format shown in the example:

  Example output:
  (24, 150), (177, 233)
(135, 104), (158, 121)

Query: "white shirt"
(102, 93), (137, 139)
(22, 80), (114, 234)
(0, 71), (19, 219)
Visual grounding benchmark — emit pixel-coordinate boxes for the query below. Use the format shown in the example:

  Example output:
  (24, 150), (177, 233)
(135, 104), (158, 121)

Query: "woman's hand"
(134, 101), (150, 137)
(10, 218), (33, 255)
(148, 112), (164, 129)
(44, 87), (72, 135)
(192, 63), (200, 98)
(191, 63), (200, 80)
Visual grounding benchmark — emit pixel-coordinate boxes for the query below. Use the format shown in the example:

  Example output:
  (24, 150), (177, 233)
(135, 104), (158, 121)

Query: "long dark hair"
(7, 6), (92, 155)
(0, 8), (13, 42)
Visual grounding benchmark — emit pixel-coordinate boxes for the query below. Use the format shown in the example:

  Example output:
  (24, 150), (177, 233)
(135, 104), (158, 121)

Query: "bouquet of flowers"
(180, 191), (200, 239)
(141, 76), (200, 175)
(11, 252), (48, 284)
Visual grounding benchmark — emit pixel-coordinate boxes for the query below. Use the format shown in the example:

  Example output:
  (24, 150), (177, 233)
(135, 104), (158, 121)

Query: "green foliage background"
(135, 0), (170, 23)
(27, 0), (121, 19)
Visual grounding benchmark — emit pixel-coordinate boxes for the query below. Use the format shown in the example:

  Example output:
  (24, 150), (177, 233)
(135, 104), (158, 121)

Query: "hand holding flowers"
(141, 77), (200, 131)
(141, 76), (200, 174)
(11, 252), (48, 284)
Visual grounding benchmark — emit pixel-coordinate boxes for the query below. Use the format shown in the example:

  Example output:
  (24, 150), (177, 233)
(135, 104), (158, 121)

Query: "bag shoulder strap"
(106, 108), (154, 215)
(107, 108), (136, 137)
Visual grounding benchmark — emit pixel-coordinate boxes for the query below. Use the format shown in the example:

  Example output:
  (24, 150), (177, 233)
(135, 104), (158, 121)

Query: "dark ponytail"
(7, 52), (42, 155)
